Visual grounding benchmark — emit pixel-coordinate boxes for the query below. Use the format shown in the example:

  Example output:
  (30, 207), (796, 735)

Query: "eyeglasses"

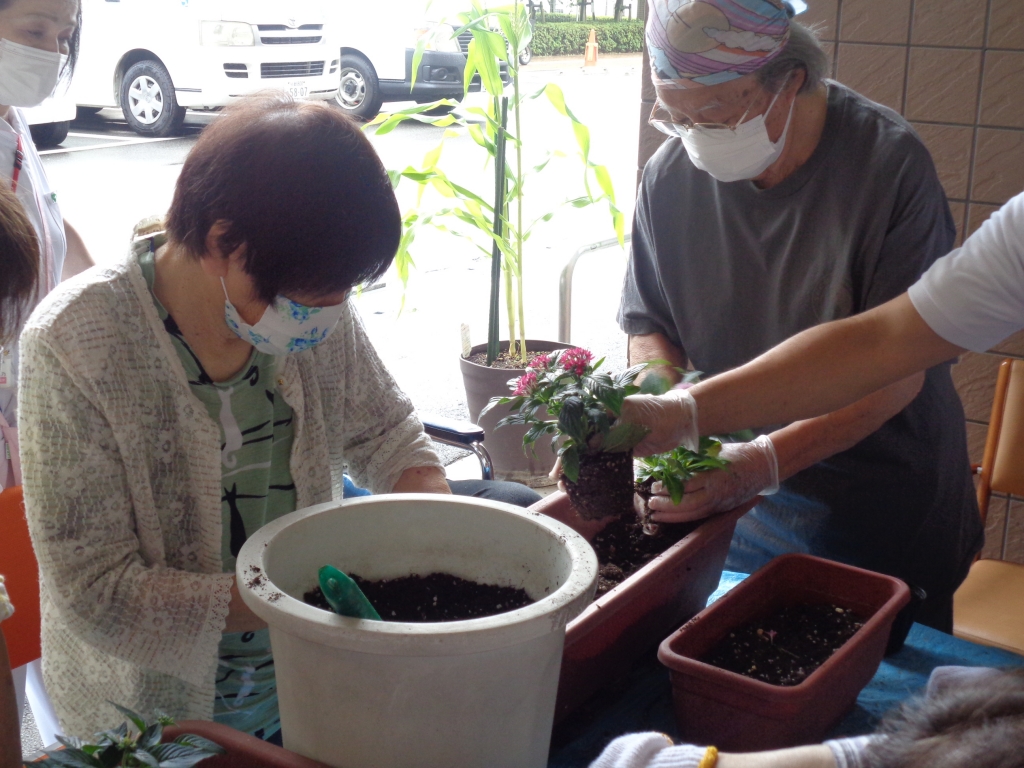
(648, 84), (782, 137)
(648, 103), (740, 137)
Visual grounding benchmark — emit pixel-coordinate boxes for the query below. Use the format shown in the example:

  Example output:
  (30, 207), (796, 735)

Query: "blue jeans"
(341, 475), (542, 508)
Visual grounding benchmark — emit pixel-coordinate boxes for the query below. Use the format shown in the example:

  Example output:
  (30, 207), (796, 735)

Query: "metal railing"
(558, 235), (631, 344)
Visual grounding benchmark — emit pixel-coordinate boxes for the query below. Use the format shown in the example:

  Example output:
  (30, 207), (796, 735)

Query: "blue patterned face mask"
(221, 279), (348, 356)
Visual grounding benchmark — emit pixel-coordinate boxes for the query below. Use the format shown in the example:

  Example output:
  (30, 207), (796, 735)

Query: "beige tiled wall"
(634, 0), (1024, 561)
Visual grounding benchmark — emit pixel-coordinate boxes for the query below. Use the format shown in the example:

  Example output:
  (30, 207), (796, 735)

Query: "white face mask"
(673, 89), (796, 183)
(0, 39), (66, 108)
(221, 279), (348, 356)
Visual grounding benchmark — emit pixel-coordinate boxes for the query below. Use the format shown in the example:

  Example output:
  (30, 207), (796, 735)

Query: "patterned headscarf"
(647, 0), (791, 90)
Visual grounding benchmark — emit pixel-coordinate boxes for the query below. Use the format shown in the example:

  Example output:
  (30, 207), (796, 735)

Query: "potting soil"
(565, 451), (637, 521)
(700, 603), (865, 686)
(303, 572), (535, 622)
(467, 350), (549, 369)
(591, 517), (698, 598)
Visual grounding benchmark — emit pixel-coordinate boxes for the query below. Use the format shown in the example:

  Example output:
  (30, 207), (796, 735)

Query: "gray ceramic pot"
(459, 340), (572, 487)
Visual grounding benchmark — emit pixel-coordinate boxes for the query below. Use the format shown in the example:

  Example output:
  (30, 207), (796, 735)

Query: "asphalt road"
(39, 54), (643, 463)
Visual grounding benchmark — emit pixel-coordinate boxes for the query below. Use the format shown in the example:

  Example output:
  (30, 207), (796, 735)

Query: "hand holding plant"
(639, 435), (780, 525)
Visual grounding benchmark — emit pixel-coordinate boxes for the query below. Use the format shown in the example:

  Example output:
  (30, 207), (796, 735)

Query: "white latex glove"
(647, 435), (779, 524)
(618, 389), (699, 457)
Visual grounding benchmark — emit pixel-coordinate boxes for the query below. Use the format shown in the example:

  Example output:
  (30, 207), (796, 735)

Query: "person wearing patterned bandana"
(620, 0), (980, 631)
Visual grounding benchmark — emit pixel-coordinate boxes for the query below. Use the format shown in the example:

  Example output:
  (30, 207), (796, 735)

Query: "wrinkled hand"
(618, 389), (699, 458)
(647, 436), (779, 524)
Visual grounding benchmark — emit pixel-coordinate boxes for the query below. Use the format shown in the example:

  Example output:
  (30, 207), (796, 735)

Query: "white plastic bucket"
(236, 494), (598, 768)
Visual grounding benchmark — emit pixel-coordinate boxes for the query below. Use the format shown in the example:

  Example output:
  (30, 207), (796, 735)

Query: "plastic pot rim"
(237, 494), (599, 655)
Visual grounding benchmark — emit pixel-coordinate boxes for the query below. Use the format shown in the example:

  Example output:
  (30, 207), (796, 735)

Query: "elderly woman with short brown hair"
(18, 94), (459, 742)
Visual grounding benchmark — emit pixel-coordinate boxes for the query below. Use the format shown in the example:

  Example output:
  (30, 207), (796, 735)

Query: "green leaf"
(556, 396), (588, 445)
(110, 703), (146, 734)
(138, 722), (164, 750)
(560, 445), (580, 483)
(639, 372), (673, 396)
(169, 735), (226, 755)
(601, 422), (650, 453)
(665, 474), (685, 505)
(133, 749), (160, 768)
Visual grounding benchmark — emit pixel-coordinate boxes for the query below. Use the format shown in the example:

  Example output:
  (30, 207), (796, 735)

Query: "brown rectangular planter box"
(658, 554), (911, 751)
(530, 492), (754, 722)
(163, 722), (330, 768)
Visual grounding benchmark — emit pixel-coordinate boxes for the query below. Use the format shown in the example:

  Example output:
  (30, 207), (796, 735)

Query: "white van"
(24, 93), (78, 147)
(70, 0), (340, 137)
(329, 1), (508, 120)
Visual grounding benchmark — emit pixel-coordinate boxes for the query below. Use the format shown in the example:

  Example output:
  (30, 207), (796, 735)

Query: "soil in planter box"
(303, 572), (535, 622)
(591, 516), (698, 598)
(701, 603), (866, 686)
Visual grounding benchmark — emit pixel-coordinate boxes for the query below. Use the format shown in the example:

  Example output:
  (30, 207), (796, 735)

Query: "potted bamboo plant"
(370, 0), (624, 484)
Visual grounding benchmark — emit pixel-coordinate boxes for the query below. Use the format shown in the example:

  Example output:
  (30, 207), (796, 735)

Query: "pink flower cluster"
(512, 371), (538, 396)
(528, 354), (551, 371)
(560, 347), (594, 376)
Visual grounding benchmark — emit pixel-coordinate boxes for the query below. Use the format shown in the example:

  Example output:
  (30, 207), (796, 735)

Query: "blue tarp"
(548, 572), (1024, 767)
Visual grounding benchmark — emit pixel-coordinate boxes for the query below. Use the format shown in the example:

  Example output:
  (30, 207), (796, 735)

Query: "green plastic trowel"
(318, 565), (382, 620)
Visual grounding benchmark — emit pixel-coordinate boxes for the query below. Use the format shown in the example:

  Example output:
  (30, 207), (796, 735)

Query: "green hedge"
(538, 13), (618, 23)
(531, 20), (644, 56)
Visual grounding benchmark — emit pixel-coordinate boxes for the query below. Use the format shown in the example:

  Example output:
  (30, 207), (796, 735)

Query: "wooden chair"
(953, 359), (1024, 655)
(0, 486), (63, 746)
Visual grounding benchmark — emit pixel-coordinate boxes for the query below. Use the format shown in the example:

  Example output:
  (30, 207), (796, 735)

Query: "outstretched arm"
(691, 294), (962, 437)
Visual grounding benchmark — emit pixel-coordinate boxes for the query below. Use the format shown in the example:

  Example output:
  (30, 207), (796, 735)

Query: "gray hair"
(755, 22), (829, 95)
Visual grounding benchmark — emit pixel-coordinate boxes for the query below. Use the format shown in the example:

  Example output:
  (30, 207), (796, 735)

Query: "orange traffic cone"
(584, 29), (598, 67)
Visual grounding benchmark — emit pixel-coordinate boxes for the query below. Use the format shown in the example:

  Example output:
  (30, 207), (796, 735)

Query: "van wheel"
(29, 121), (70, 148)
(119, 60), (186, 137)
(335, 54), (383, 120)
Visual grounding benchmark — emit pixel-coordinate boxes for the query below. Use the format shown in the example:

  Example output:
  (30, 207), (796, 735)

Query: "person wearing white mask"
(0, 0), (93, 488)
(16, 94), (485, 740)
(621, 0), (979, 631)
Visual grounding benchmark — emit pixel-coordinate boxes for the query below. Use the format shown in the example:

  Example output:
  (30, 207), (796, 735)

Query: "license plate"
(287, 81), (308, 98)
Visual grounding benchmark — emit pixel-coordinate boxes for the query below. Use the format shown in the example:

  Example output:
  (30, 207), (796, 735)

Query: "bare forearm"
(628, 332), (687, 385)
(225, 581), (267, 634)
(0, 633), (21, 768)
(392, 465), (452, 494)
(718, 745), (836, 768)
(770, 372), (924, 481)
(691, 295), (962, 436)
(61, 220), (94, 280)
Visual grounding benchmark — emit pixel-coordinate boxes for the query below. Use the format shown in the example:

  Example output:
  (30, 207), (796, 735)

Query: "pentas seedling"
(33, 703), (224, 768)
(635, 438), (730, 505)
(483, 347), (652, 483)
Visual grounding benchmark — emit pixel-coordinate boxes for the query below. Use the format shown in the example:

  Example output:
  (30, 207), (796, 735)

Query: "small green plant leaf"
(133, 749), (161, 767)
(109, 703), (146, 734)
(557, 396), (588, 445)
(601, 422), (650, 453)
(560, 445), (580, 483)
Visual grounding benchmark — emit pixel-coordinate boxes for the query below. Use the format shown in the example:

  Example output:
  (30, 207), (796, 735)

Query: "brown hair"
(0, 184), (39, 345)
(864, 667), (1024, 768)
(166, 93), (401, 303)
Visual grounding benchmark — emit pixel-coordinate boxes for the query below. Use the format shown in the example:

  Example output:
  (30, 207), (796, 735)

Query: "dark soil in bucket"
(564, 450), (636, 521)
(701, 603), (866, 686)
(303, 572), (535, 622)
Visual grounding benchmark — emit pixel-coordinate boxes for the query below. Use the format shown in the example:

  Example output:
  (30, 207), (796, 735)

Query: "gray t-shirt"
(619, 83), (981, 605)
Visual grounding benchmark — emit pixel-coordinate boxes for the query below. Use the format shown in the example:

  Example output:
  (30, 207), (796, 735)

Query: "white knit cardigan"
(18, 244), (442, 737)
